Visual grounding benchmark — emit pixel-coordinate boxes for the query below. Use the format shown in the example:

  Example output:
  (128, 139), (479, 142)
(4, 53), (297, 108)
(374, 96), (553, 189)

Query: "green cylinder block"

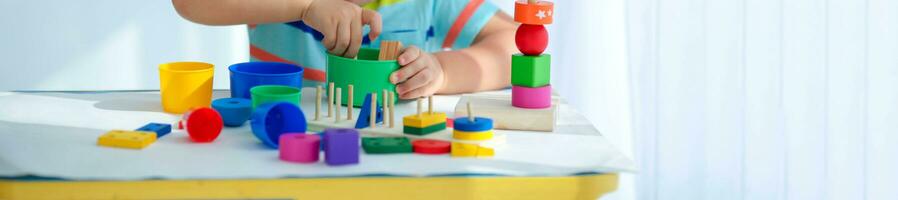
(511, 54), (551, 87)
(327, 48), (399, 107)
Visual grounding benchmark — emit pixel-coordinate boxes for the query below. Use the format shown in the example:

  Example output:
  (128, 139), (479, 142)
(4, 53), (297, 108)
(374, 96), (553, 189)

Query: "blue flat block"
(354, 94), (384, 129)
(135, 123), (171, 138)
(452, 117), (493, 132)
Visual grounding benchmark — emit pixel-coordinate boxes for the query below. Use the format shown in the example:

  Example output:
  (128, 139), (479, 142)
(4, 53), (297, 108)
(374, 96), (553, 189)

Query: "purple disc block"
(323, 128), (360, 166)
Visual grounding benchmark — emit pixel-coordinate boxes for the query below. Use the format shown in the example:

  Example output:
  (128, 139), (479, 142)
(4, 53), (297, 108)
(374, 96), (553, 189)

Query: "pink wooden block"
(279, 133), (320, 163)
(512, 85), (552, 109)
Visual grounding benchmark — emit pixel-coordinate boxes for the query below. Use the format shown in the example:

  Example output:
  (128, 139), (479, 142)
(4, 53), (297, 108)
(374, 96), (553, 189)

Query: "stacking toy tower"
(511, 0), (553, 109)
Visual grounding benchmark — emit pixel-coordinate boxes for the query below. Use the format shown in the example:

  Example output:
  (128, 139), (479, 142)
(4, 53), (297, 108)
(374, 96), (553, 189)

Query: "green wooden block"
(403, 123), (446, 136)
(511, 54), (551, 87)
(328, 48), (399, 107)
(362, 137), (413, 154)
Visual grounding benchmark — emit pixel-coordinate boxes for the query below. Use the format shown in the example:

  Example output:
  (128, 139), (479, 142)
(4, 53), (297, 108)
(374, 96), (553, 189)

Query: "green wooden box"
(327, 48), (400, 107)
(511, 54), (551, 87)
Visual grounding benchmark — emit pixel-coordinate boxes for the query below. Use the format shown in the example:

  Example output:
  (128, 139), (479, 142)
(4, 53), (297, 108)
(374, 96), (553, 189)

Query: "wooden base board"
(454, 94), (557, 132)
(306, 115), (506, 148)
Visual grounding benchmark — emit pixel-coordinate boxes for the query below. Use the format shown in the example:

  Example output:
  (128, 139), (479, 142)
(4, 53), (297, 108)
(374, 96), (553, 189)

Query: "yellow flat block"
(402, 112), (447, 128)
(452, 130), (493, 141)
(97, 130), (157, 149)
(451, 142), (493, 157)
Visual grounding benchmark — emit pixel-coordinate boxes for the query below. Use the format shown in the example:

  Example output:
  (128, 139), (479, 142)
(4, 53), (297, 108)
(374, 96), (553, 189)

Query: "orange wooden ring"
(514, 0), (554, 25)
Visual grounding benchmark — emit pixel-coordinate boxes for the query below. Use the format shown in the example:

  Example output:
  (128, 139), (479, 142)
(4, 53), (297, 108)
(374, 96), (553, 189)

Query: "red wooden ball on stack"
(515, 24), (548, 56)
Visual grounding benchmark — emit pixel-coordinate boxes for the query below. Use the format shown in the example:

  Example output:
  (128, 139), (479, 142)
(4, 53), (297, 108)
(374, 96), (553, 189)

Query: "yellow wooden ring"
(452, 130), (493, 141)
(514, 0), (554, 25)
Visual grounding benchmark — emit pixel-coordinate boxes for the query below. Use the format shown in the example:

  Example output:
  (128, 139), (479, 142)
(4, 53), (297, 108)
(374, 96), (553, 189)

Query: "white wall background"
(0, 0), (248, 91)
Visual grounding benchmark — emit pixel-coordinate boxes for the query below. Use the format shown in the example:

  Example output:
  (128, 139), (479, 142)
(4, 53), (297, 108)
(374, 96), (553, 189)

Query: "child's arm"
(171, 0), (382, 58)
(391, 12), (518, 99)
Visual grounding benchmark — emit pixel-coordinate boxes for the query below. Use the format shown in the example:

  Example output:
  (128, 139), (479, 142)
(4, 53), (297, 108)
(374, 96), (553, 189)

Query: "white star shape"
(535, 10), (546, 19)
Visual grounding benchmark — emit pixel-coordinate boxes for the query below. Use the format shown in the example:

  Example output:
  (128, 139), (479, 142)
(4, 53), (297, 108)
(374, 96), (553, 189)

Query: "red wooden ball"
(515, 24), (548, 55)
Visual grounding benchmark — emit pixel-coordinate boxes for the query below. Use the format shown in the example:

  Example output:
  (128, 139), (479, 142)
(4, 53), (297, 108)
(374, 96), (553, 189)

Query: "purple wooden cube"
(323, 128), (360, 166)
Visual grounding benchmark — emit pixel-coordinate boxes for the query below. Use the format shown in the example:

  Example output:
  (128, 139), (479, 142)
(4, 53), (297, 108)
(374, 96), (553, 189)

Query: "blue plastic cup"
(229, 62), (304, 99)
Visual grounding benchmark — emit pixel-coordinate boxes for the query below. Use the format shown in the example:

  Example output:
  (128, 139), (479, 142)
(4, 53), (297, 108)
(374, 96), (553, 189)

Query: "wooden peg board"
(453, 93), (558, 132)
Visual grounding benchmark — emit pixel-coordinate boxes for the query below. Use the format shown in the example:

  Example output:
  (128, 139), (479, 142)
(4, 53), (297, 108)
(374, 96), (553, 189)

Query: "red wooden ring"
(412, 139), (451, 154)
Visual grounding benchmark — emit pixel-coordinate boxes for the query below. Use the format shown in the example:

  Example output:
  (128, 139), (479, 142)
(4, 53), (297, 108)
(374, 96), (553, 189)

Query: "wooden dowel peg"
(467, 102), (474, 122)
(428, 96), (433, 114)
(416, 98), (423, 118)
(336, 88), (342, 123)
(527, 0), (538, 4)
(370, 93), (377, 128)
(315, 85), (322, 120)
(382, 89), (388, 125)
(347, 85), (354, 120)
(389, 91), (395, 128)
(328, 82), (334, 117)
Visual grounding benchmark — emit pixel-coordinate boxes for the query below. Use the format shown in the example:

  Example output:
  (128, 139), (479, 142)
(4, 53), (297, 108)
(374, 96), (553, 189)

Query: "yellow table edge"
(0, 173), (618, 200)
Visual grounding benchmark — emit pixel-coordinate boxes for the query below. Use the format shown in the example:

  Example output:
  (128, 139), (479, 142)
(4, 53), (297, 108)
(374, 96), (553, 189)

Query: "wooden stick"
(467, 102), (474, 122)
(428, 96), (433, 114)
(528, 0), (538, 4)
(416, 98), (422, 118)
(335, 88), (341, 123)
(315, 85), (322, 120)
(389, 91), (395, 128)
(347, 85), (353, 120)
(370, 93), (377, 128)
(382, 89), (388, 125)
(328, 82), (334, 117)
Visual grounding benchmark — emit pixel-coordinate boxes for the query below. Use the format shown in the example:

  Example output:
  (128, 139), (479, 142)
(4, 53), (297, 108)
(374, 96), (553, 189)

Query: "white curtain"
(626, 0), (898, 199)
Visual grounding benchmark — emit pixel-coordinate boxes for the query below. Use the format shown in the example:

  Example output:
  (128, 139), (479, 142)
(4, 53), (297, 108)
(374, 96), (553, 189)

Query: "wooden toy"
(135, 123), (171, 138)
(181, 107), (223, 143)
(279, 133), (320, 163)
(159, 62), (214, 114)
(453, 130), (493, 141)
(511, 54), (551, 87)
(515, 24), (549, 55)
(446, 118), (454, 128)
(354, 94), (383, 129)
(97, 130), (156, 149)
(450, 142), (494, 157)
(251, 102), (307, 148)
(512, 85), (552, 109)
(514, 0), (554, 25)
(388, 91), (395, 128)
(347, 85), (354, 120)
(335, 87), (342, 123)
(211, 98), (252, 127)
(378, 41), (403, 60)
(362, 137), (413, 154)
(323, 128), (360, 165)
(402, 97), (447, 135)
(328, 82), (335, 117)
(315, 85), (322, 120)
(327, 48), (399, 107)
(455, 94), (557, 132)
(370, 93), (377, 128)
(412, 139), (451, 154)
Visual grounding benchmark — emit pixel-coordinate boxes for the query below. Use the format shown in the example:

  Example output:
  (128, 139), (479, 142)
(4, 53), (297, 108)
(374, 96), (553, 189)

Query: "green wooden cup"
(327, 48), (399, 107)
(250, 85), (302, 108)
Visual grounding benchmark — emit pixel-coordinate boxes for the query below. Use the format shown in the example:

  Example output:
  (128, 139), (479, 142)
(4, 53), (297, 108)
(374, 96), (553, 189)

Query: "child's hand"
(390, 46), (445, 99)
(302, 0), (382, 58)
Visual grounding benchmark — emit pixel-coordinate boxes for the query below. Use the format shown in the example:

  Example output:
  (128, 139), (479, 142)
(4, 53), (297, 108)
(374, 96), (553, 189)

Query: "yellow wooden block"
(476, 146), (495, 157)
(402, 112), (447, 128)
(450, 142), (478, 157)
(97, 130), (157, 149)
(452, 130), (493, 141)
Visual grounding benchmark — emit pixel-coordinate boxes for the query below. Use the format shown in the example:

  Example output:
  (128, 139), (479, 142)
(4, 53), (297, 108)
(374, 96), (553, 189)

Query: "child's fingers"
(396, 67), (433, 95)
(345, 15), (363, 58)
(398, 46), (421, 65)
(361, 9), (382, 41)
(331, 20), (351, 57)
(321, 24), (337, 51)
(390, 53), (426, 84)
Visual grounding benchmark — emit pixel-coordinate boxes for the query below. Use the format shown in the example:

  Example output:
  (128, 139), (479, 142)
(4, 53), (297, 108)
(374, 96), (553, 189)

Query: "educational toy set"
(99, 39), (507, 165)
(512, 0), (554, 109)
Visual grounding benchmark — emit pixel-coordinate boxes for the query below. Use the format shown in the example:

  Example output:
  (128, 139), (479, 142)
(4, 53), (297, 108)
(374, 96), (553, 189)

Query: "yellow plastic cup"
(159, 62), (214, 114)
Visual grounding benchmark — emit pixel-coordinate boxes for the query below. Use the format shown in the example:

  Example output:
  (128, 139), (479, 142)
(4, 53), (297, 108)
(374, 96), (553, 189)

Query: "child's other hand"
(390, 46), (445, 99)
(302, 0), (382, 58)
